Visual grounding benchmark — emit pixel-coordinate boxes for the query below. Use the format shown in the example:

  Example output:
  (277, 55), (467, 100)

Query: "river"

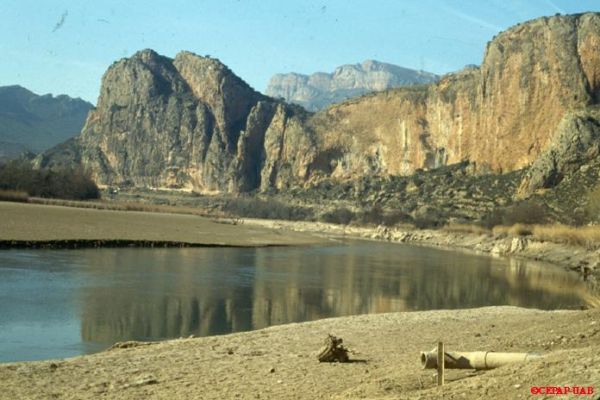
(0, 241), (595, 362)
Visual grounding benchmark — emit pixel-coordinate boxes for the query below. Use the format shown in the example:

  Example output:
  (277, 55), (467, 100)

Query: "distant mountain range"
(265, 60), (439, 111)
(0, 85), (92, 161)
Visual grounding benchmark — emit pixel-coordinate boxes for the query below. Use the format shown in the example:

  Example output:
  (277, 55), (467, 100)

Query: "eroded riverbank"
(241, 219), (600, 289)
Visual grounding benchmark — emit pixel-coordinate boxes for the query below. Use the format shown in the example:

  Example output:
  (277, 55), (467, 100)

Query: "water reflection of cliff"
(79, 244), (595, 344)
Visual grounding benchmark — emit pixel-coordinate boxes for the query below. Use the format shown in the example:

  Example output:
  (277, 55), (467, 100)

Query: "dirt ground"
(0, 202), (325, 247)
(0, 306), (598, 399)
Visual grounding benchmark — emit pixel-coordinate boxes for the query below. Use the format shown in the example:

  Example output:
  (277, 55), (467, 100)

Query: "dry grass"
(442, 223), (490, 235)
(532, 224), (600, 249)
(0, 190), (29, 203)
(28, 197), (223, 218)
(493, 223), (600, 249)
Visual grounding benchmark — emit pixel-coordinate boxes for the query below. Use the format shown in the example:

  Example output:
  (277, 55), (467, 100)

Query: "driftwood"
(317, 335), (349, 362)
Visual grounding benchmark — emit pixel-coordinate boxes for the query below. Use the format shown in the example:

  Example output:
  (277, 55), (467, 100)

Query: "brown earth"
(0, 202), (325, 247)
(0, 307), (598, 399)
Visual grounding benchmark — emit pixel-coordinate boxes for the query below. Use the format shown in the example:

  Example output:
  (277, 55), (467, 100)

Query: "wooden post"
(437, 341), (445, 386)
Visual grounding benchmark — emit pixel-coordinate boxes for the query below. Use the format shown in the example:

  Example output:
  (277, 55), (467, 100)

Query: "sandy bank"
(0, 306), (598, 399)
(0, 202), (326, 248)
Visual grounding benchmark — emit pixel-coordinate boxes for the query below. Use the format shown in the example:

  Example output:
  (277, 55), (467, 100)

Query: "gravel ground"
(0, 306), (598, 399)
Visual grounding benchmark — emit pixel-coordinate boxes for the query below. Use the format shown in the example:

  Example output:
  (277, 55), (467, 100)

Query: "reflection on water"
(0, 241), (596, 362)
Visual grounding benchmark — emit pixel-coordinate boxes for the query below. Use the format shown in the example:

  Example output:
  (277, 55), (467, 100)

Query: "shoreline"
(2, 200), (598, 286)
(0, 239), (290, 249)
(240, 218), (600, 284)
(1, 306), (598, 399)
(1, 201), (599, 398)
(0, 202), (326, 248)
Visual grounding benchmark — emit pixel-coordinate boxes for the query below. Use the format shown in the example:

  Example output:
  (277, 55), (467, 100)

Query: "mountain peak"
(266, 60), (439, 111)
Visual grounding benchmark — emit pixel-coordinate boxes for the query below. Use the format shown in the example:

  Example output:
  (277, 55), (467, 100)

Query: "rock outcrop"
(0, 85), (92, 160)
(265, 60), (438, 111)
(54, 50), (316, 192)
(307, 13), (600, 180)
(38, 13), (600, 194)
(516, 108), (600, 197)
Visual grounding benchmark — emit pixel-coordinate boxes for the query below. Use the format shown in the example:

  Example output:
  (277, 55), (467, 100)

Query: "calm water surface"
(0, 241), (596, 362)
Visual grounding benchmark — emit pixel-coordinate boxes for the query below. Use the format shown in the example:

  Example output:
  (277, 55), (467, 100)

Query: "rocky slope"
(0, 85), (92, 160)
(37, 13), (600, 197)
(265, 60), (438, 111)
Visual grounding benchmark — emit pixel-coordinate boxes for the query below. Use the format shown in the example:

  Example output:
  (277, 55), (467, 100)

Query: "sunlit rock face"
(75, 49), (315, 192)
(40, 13), (600, 193)
(265, 60), (439, 111)
(306, 13), (600, 181)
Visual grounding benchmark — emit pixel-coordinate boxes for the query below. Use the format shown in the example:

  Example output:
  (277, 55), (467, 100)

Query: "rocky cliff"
(265, 60), (438, 111)
(306, 13), (600, 182)
(38, 13), (600, 195)
(47, 50), (316, 192)
(0, 85), (92, 160)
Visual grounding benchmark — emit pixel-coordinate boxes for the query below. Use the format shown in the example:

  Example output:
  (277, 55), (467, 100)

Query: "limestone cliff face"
(74, 50), (314, 192)
(266, 60), (438, 111)
(307, 13), (600, 180)
(516, 108), (600, 197)
(39, 13), (600, 193)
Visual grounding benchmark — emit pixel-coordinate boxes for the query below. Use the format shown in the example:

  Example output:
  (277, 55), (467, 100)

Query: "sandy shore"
(0, 306), (598, 399)
(0, 202), (325, 247)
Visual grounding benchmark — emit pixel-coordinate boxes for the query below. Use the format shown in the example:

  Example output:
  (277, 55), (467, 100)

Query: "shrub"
(222, 197), (314, 221)
(585, 185), (600, 222)
(413, 216), (440, 229)
(443, 223), (489, 235)
(0, 189), (29, 203)
(320, 207), (355, 225)
(356, 204), (385, 226)
(380, 210), (412, 227)
(0, 160), (100, 200)
(501, 201), (548, 225)
(479, 208), (505, 229)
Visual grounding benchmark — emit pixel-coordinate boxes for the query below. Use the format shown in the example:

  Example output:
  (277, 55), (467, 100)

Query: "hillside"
(0, 85), (92, 160)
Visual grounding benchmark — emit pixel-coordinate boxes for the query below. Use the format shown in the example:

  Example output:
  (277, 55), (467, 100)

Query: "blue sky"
(1, 0), (599, 103)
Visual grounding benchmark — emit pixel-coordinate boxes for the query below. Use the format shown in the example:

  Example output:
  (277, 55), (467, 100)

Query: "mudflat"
(0, 306), (598, 399)
(0, 202), (325, 247)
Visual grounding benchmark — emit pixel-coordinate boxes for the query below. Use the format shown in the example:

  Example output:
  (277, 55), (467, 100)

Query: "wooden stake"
(437, 341), (445, 386)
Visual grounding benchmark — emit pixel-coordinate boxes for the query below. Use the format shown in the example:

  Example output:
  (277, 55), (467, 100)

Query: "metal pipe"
(421, 348), (542, 370)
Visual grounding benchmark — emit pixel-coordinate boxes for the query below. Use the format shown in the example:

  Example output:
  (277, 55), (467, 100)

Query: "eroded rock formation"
(57, 50), (316, 192)
(308, 13), (600, 181)
(38, 13), (600, 194)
